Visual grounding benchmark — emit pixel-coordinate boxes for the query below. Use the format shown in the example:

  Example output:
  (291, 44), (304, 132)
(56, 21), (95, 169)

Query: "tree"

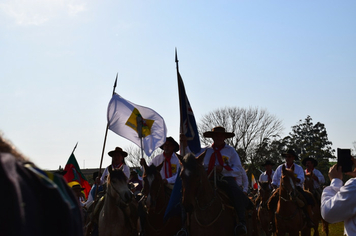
(198, 107), (284, 166)
(283, 115), (335, 184)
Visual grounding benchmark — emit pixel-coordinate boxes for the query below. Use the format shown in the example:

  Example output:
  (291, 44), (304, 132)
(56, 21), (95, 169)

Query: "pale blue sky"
(1, 1), (355, 170)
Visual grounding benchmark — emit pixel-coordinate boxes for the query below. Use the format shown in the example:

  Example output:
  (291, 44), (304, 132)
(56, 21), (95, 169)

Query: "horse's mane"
(282, 166), (298, 182)
(143, 163), (161, 177)
(182, 153), (200, 170)
(0, 133), (28, 161)
(108, 168), (128, 184)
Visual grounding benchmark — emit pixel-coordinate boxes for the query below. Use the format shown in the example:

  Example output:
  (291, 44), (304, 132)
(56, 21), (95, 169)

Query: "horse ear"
(176, 154), (184, 163)
(196, 150), (207, 164)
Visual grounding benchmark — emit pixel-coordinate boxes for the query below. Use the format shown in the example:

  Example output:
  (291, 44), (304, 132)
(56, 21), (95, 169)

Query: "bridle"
(108, 177), (131, 209)
(280, 174), (297, 202)
(182, 165), (226, 227)
(143, 173), (166, 215)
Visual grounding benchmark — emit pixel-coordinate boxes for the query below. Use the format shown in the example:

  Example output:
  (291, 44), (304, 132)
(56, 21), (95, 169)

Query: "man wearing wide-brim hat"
(100, 147), (130, 185)
(201, 126), (249, 235)
(268, 149), (315, 231)
(72, 184), (86, 206)
(302, 157), (325, 190)
(271, 149), (305, 189)
(259, 160), (275, 185)
(149, 136), (181, 185)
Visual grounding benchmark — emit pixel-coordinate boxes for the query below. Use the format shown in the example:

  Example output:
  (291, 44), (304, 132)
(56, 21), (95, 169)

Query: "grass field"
(314, 221), (344, 236)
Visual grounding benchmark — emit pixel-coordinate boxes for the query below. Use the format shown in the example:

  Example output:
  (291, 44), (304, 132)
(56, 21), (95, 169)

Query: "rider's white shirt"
(271, 163), (304, 188)
(304, 168), (325, 189)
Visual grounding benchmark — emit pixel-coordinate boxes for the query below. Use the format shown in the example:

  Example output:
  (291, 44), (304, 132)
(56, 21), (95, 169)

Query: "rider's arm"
(321, 178), (356, 223)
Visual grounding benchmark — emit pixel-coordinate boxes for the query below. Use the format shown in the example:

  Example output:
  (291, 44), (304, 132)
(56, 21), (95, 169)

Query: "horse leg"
(322, 219), (329, 236)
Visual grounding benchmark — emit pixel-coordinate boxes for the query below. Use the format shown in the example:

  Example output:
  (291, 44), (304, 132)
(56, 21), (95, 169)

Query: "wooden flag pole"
(98, 73), (118, 176)
(94, 74), (118, 203)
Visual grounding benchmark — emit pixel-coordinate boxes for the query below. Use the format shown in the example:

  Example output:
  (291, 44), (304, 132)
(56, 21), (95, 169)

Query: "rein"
(144, 178), (170, 234)
(276, 175), (299, 220)
(192, 166), (230, 227)
(147, 179), (166, 215)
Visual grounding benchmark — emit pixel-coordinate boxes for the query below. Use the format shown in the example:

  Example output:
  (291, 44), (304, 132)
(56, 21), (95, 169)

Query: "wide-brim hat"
(108, 147), (128, 158)
(302, 157), (318, 167)
(203, 126), (235, 139)
(72, 184), (85, 191)
(160, 137), (180, 153)
(281, 149), (299, 160)
(262, 160), (275, 167)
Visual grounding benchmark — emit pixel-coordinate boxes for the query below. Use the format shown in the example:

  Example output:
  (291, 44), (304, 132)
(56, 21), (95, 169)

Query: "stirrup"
(234, 222), (247, 235)
(175, 227), (189, 236)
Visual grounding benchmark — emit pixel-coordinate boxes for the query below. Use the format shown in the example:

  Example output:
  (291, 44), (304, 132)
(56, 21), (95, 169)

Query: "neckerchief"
(164, 152), (172, 178)
(113, 163), (123, 169)
(306, 168), (314, 173)
(207, 143), (233, 175)
(285, 163), (294, 169)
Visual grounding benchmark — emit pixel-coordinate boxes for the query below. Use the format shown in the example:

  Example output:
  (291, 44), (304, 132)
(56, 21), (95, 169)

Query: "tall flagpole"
(175, 48), (185, 155)
(98, 73), (118, 175)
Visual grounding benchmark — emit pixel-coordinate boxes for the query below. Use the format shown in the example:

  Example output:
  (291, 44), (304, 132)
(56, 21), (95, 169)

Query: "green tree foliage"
(283, 115), (335, 184)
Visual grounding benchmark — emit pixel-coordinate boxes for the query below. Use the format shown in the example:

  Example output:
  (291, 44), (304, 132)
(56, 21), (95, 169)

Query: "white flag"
(107, 93), (167, 156)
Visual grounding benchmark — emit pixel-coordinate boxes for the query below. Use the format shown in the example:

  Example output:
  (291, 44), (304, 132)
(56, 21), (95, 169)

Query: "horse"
(0, 134), (84, 236)
(304, 171), (328, 236)
(140, 159), (182, 236)
(98, 167), (138, 236)
(274, 165), (305, 236)
(178, 151), (237, 236)
(257, 181), (273, 236)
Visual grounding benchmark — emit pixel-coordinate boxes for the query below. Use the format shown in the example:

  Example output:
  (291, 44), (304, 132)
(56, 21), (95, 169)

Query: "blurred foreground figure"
(0, 133), (84, 236)
(321, 157), (356, 236)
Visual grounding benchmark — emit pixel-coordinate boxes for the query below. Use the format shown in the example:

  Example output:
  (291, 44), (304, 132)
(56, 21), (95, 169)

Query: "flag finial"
(175, 48), (179, 63)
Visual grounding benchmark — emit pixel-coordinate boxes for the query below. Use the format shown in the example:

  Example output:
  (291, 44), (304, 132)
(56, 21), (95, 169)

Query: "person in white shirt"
(259, 160), (275, 187)
(149, 137), (181, 185)
(268, 149), (314, 232)
(236, 168), (249, 194)
(201, 126), (250, 235)
(321, 157), (356, 236)
(302, 157), (325, 191)
(100, 147), (130, 185)
(255, 160), (275, 207)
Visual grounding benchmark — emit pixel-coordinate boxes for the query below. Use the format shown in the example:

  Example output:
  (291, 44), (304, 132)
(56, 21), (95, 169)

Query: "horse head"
(258, 181), (272, 204)
(304, 171), (314, 192)
(280, 165), (298, 201)
(179, 151), (206, 212)
(107, 167), (132, 204)
(141, 159), (164, 212)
